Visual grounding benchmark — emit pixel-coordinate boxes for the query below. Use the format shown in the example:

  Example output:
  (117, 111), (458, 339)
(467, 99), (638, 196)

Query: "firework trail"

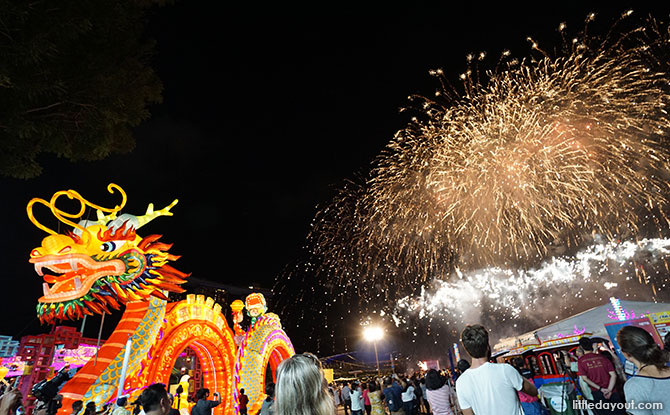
(305, 11), (670, 297)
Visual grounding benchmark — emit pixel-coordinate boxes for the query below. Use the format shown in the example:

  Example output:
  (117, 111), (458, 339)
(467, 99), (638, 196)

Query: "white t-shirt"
(455, 362), (524, 415)
(402, 385), (415, 402)
(351, 389), (363, 411)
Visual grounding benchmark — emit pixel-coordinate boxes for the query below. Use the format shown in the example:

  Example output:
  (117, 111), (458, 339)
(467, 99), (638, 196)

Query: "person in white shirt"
(350, 383), (364, 415)
(401, 382), (415, 415)
(455, 324), (537, 415)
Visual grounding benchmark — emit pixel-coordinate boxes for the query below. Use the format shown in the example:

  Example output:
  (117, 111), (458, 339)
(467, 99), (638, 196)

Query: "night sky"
(2, 2), (670, 355)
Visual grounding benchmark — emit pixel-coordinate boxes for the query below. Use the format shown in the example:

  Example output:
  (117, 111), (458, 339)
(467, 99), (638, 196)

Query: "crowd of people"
(271, 324), (670, 415)
(269, 352), (468, 415)
(332, 370), (460, 415)
(1, 323), (669, 415)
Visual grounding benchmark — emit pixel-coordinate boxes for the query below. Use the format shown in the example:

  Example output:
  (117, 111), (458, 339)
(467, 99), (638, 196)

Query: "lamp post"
(363, 326), (384, 376)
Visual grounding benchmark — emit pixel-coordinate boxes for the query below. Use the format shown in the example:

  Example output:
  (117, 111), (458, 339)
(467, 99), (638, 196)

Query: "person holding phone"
(190, 389), (220, 415)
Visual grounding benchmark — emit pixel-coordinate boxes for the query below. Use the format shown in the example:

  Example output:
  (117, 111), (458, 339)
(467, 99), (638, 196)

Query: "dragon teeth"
(74, 276), (82, 290)
(35, 263), (44, 276)
(43, 283), (51, 297)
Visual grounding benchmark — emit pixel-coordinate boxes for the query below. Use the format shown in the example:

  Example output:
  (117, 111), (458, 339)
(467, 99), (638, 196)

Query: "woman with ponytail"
(617, 326), (670, 414)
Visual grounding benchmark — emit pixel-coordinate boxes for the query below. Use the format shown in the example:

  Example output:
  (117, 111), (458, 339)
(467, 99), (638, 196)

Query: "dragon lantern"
(25, 184), (294, 415)
(27, 184), (187, 323)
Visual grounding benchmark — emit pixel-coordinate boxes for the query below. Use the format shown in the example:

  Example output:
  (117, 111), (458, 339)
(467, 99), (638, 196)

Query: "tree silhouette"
(0, 0), (163, 178)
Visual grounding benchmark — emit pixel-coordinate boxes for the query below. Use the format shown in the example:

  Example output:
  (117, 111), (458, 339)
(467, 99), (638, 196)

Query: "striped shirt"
(425, 384), (454, 415)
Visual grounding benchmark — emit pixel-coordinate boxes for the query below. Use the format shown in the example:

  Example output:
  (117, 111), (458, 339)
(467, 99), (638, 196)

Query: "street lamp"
(363, 326), (384, 376)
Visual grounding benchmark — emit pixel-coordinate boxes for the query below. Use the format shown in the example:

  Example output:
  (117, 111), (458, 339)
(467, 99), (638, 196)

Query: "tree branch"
(23, 101), (95, 114)
(23, 102), (65, 114)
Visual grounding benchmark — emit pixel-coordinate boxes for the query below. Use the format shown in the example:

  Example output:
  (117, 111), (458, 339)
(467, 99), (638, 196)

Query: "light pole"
(363, 326), (384, 376)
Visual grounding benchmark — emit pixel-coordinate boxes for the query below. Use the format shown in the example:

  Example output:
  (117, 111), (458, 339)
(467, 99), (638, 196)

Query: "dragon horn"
(95, 209), (118, 225)
(136, 199), (179, 229)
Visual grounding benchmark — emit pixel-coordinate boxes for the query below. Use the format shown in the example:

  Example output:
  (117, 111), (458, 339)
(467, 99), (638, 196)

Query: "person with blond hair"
(275, 353), (335, 415)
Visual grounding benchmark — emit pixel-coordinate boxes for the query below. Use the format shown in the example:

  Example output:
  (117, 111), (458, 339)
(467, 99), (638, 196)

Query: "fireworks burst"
(275, 11), (670, 355)
(305, 12), (670, 297)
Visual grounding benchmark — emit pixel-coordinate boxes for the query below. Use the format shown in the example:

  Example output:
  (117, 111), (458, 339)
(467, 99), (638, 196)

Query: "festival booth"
(493, 300), (670, 387)
(7, 185), (295, 415)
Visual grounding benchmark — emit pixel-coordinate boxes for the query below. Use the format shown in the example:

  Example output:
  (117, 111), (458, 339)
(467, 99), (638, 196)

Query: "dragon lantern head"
(27, 184), (189, 324)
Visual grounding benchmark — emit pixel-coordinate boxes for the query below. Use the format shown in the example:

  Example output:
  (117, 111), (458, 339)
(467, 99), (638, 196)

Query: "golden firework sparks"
(306, 12), (670, 299)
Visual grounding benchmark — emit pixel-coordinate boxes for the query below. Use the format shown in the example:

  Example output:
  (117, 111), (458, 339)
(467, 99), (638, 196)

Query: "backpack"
(383, 387), (402, 412)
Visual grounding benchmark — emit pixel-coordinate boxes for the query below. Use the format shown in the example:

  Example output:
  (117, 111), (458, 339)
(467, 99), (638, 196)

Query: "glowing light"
(363, 326), (384, 342)
(234, 308), (294, 415)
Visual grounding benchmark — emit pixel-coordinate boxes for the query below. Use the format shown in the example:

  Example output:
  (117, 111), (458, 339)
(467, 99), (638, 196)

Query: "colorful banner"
(0, 356), (25, 378)
(648, 311), (670, 324)
(648, 311), (670, 340)
(654, 322), (670, 340)
(323, 368), (334, 384)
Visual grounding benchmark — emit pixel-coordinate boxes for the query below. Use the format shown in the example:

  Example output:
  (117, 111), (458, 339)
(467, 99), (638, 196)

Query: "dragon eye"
(101, 242), (117, 252)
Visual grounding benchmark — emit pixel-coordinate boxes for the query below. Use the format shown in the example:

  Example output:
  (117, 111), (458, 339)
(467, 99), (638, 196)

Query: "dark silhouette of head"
(138, 383), (170, 414)
(195, 388), (209, 400)
(461, 325), (489, 358)
(578, 336), (593, 352)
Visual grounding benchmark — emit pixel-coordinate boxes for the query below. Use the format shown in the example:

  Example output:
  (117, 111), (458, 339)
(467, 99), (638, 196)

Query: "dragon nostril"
(31, 249), (41, 257)
(58, 246), (72, 254)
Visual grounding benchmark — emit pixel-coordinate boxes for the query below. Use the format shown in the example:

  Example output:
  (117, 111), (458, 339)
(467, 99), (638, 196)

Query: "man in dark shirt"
(341, 382), (351, 415)
(382, 375), (406, 415)
(238, 389), (248, 415)
(190, 389), (220, 415)
(577, 337), (624, 415)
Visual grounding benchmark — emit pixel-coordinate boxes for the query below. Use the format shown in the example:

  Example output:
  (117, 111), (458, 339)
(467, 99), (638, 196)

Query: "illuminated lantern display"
(245, 293), (267, 324)
(230, 300), (246, 342)
(127, 294), (237, 415)
(26, 185), (294, 415)
(232, 300), (294, 415)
